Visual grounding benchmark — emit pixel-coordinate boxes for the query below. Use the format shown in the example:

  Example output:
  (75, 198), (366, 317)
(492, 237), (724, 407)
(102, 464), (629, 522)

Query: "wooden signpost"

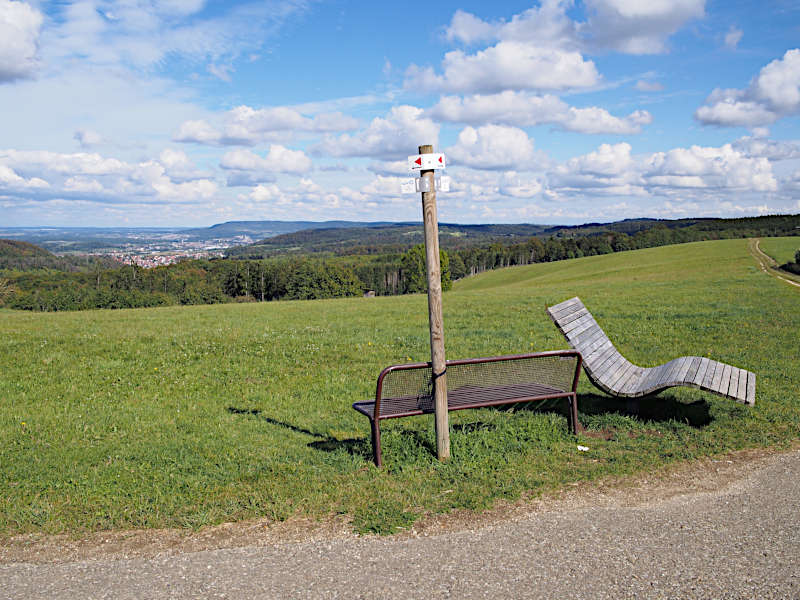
(412, 144), (450, 461)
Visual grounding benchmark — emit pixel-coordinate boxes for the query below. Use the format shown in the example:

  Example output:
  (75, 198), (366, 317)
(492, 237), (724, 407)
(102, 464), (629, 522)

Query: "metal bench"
(547, 297), (756, 405)
(353, 351), (583, 466)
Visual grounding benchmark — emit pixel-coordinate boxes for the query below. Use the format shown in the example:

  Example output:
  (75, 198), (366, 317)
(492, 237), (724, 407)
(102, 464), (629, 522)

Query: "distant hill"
(0, 239), (116, 272)
(226, 223), (551, 258)
(0, 239), (54, 259)
(180, 220), (396, 242)
(225, 214), (800, 258)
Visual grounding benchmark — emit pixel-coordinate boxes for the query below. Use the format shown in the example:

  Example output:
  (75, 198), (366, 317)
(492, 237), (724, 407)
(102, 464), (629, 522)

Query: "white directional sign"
(408, 153), (446, 171)
(400, 175), (451, 194)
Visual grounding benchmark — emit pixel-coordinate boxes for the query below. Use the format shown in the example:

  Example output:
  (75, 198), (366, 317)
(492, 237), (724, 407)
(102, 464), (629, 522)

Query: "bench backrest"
(547, 297), (633, 388)
(374, 351), (581, 419)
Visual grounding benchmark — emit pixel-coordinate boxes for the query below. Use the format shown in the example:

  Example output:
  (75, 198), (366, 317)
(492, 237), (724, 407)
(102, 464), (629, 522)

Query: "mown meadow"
(1, 238), (798, 536)
(758, 236), (799, 266)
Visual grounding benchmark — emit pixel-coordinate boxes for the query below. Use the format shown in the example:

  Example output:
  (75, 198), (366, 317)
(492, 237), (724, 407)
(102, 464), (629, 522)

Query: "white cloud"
(724, 26), (743, 51)
(367, 159), (410, 176)
(220, 145), (312, 175)
(447, 125), (541, 171)
(499, 172), (544, 198)
(445, 9), (499, 45)
(247, 183), (282, 203)
(313, 105), (439, 161)
(635, 80), (663, 92)
(175, 105), (359, 146)
(40, 0), (309, 74)
(63, 176), (105, 193)
(1, 150), (128, 176)
(582, 0), (706, 54)
(732, 136), (800, 161)
(207, 62), (233, 82)
(566, 106), (652, 135)
(566, 142), (635, 177)
(0, 0), (43, 83)
(408, 1), (705, 96)
(645, 144), (777, 191)
(174, 119), (222, 145)
(73, 129), (104, 148)
(550, 141), (778, 197)
(158, 148), (209, 181)
(0, 164), (48, 188)
(240, 177), (353, 214)
(405, 41), (599, 94)
(443, 1), (704, 57)
(0, 147), (219, 203)
(428, 91), (652, 134)
(445, 2), (578, 49)
(695, 49), (800, 127)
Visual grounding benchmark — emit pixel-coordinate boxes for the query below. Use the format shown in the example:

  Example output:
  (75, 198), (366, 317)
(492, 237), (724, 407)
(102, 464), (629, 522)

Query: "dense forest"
(1, 214), (798, 312)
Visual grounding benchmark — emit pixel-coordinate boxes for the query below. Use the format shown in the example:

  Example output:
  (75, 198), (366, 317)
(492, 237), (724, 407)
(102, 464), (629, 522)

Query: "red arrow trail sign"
(408, 153), (446, 170)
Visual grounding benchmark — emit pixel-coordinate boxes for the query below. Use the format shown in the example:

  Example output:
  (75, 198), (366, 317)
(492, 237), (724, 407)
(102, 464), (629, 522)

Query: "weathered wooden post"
(416, 144), (450, 461)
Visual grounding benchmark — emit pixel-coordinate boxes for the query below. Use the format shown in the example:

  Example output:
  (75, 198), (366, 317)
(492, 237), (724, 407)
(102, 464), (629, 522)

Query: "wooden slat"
(588, 342), (619, 371)
(607, 360), (635, 389)
(620, 367), (645, 394)
(746, 372), (756, 405)
(583, 337), (612, 360)
(616, 364), (642, 393)
(584, 343), (615, 368)
(591, 351), (621, 383)
(716, 364), (732, 396)
(656, 358), (681, 387)
(692, 357), (710, 387)
(565, 317), (595, 339)
(736, 369), (749, 403)
(561, 312), (593, 334)
(668, 357), (690, 383)
(702, 360), (719, 391)
(675, 357), (695, 383)
(547, 300), (577, 317)
(728, 366), (740, 398)
(593, 347), (624, 379)
(597, 354), (626, 385)
(569, 319), (598, 341)
(548, 299), (582, 319)
(558, 307), (589, 328)
(549, 297), (580, 314)
(574, 327), (606, 353)
(685, 357), (702, 383)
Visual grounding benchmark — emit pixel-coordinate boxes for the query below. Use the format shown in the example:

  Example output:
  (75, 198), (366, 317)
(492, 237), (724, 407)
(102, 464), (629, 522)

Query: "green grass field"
(758, 236), (799, 265)
(1, 238), (798, 537)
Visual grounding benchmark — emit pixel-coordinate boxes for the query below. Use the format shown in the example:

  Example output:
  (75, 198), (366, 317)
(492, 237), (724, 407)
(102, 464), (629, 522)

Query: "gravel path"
(3, 449), (799, 599)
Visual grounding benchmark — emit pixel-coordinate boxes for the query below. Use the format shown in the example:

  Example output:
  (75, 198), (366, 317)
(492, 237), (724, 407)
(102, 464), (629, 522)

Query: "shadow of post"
(226, 406), (373, 461)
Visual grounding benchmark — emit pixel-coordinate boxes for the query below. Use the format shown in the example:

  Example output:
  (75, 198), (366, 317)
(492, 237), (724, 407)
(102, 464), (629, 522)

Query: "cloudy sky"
(1, 0), (799, 227)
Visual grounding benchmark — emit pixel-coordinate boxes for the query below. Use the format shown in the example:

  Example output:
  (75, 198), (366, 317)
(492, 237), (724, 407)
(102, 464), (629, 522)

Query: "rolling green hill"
(1, 238), (798, 537)
(0, 239), (53, 259)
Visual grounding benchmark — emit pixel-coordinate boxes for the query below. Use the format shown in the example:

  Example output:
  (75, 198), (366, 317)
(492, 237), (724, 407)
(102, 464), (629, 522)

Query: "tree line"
(1, 217), (798, 312)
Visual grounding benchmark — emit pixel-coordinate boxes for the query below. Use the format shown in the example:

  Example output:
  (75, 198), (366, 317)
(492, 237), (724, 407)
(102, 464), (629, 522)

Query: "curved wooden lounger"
(547, 297), (756, 405)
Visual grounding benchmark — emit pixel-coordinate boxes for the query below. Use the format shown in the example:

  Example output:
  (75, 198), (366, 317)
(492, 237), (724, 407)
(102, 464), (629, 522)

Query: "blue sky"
(1, 0), (799, 227)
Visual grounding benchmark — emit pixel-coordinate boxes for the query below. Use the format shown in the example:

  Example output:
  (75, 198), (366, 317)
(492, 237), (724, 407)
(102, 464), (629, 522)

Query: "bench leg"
(371, 419), (382, 467)
(568, 393), (582, 434)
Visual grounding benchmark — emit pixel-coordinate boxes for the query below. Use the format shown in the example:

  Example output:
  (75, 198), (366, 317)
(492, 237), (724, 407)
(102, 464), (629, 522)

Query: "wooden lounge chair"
(547, 297), (755, 405)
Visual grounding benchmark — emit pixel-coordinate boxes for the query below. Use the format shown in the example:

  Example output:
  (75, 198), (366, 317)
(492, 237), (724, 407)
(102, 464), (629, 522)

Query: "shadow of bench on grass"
(571, 392), (713, 427)
(228, 393), (719, 464)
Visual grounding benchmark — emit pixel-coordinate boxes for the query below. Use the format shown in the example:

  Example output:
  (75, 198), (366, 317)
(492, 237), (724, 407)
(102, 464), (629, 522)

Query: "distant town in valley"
(0, 221), (389, 265)
(2, 216), (799, 269)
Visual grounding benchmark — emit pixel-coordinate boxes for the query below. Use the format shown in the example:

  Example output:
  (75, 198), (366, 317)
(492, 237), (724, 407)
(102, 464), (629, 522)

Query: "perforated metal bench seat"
(547, 297), (756, 406)
(353, 351), (583, 466)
